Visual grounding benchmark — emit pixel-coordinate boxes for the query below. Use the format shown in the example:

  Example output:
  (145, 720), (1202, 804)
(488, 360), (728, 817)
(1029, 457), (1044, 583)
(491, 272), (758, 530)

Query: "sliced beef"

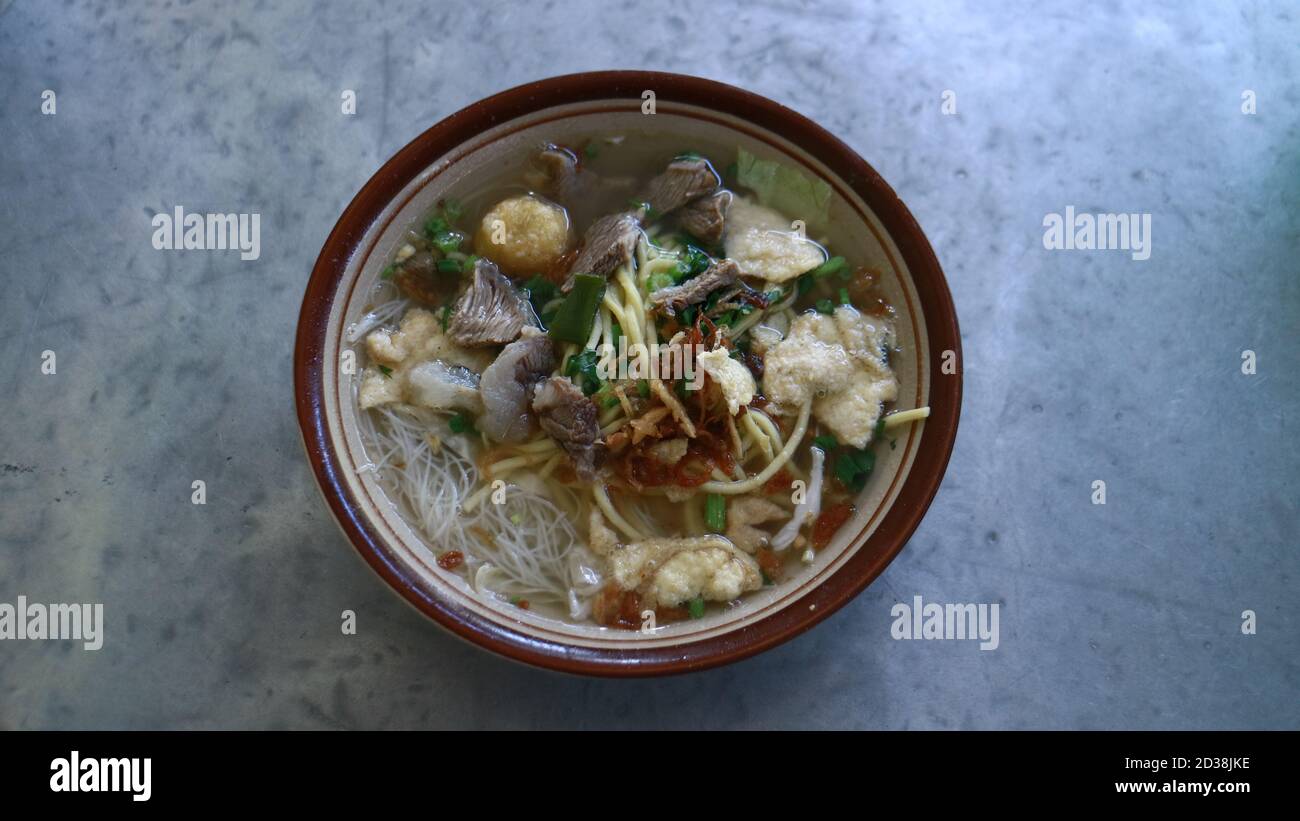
(562, 212), (643, 291)
(678, 190), (732, 245)
(446, 258), (534, 347)
(642, 157), (720, 216)
(394, 250), (455, 306)
(536, 144), (595, 203)
(532, 376), (603, 482)
(538, 145), (578, 191)
(477, 331), (556, 443)
(648, 258), (741, 316)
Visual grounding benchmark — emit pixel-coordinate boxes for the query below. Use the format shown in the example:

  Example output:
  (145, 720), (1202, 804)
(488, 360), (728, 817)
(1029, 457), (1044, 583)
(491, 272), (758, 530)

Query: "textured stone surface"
(0, 0), (1296, 729)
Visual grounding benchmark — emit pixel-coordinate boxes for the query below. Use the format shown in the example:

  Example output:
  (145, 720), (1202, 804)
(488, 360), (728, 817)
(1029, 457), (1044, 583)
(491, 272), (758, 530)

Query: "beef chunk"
(446, 258), (535, 347)
(478, 330), (557, 444)
(536, 144), (596, 203)
(532, 375), (603, 481)
(642, 157), (720, 216)
(678, 190), (732, 245)
(562, 211), (643, 291)
(394, 250), (455, 306)
(648, 259), (741, 316)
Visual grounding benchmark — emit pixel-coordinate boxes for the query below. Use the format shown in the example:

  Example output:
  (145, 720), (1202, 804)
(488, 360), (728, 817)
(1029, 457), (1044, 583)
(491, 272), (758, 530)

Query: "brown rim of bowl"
(294, 71), (962, 677)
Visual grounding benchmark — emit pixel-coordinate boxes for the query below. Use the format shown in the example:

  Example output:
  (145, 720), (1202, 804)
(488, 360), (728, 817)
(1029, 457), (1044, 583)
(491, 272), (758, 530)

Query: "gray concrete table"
(1, 0), (1295, 729)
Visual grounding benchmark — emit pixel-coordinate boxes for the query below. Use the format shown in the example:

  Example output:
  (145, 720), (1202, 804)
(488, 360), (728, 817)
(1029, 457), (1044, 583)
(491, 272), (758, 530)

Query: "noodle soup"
(348, 135), (930, 627)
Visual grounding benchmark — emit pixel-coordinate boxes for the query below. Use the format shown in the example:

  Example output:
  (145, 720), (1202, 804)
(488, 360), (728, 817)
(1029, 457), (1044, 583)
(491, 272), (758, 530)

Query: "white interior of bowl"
(319, 100), (930, 647)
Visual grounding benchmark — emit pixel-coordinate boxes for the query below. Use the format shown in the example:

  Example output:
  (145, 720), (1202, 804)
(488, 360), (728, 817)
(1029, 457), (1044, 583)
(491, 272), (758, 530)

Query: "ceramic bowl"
(295, 71), (961, 676)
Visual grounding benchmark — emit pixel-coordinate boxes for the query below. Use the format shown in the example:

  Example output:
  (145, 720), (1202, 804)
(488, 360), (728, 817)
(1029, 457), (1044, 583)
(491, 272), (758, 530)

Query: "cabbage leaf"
(735, 147), (833, 225)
